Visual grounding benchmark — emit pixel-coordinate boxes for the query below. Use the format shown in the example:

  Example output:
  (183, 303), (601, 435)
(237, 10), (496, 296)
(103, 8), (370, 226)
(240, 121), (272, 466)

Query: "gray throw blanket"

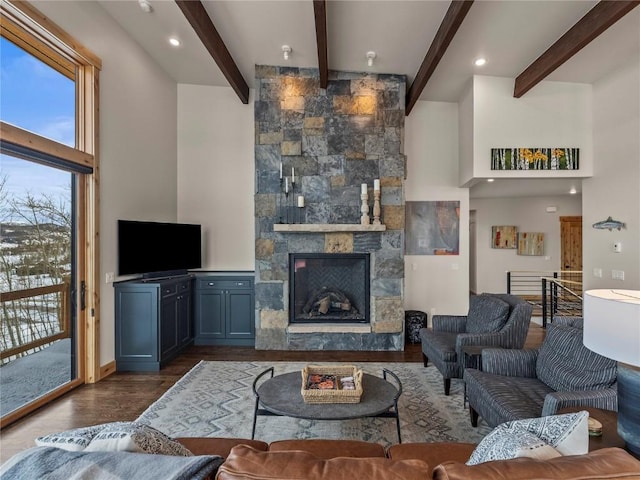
(0, 446), (223, 480)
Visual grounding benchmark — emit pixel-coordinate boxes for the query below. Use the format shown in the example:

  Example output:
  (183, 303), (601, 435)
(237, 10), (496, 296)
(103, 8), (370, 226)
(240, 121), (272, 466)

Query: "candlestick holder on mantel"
(277, 171), (304, 224)
(373, 189), (381, 225)
(360, 192), (370, 225)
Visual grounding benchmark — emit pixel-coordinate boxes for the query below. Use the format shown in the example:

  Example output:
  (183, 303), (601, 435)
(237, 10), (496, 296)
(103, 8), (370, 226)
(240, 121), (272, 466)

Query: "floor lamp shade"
(584, 289), (640, 457)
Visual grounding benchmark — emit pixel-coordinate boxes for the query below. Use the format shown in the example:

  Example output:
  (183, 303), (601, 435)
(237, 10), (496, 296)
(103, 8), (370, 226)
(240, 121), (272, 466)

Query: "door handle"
(80, 280), (86, 311)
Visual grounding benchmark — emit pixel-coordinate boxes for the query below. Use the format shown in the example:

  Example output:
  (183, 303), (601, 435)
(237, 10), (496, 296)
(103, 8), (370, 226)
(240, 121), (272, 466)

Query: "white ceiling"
(97, 0), (640, 198)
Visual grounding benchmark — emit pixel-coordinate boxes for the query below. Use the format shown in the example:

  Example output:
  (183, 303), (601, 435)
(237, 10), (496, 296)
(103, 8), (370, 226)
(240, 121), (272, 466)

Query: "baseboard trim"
(99, 361), (116, 380)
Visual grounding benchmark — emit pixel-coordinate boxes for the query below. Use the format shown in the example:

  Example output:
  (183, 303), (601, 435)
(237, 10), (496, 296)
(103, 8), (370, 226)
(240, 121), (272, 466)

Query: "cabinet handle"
(208, 282), (215, 286)
(236, 282), (245, 286)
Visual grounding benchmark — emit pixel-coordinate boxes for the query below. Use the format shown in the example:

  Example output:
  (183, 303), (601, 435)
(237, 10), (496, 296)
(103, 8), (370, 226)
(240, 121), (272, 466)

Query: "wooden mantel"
(273, 224), (386, 233)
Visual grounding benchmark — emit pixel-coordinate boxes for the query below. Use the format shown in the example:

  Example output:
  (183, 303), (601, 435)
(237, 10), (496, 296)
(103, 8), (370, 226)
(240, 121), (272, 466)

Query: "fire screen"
(289, 253), (370, 324)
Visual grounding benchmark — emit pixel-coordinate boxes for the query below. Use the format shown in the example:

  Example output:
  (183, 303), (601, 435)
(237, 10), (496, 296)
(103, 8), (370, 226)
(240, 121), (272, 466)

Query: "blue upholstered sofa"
(420, 293), (533, 395)
(464, 319), (618, 428)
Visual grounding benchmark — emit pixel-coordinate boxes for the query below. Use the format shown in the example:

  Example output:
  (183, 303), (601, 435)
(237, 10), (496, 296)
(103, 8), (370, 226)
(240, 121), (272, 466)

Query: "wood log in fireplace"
(302, 286), (358, 316)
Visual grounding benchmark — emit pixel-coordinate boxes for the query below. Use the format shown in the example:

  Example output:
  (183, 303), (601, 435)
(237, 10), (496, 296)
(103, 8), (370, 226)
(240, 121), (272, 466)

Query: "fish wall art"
(592, 217), (626, 231)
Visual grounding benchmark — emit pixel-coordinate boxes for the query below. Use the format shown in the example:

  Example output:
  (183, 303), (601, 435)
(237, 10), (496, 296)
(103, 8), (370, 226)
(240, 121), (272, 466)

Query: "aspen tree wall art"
(491, 148), (579, 170)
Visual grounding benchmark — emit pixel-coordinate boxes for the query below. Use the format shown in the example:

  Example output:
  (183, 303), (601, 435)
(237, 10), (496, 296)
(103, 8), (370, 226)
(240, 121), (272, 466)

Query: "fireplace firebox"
(289, 253), (370, 324)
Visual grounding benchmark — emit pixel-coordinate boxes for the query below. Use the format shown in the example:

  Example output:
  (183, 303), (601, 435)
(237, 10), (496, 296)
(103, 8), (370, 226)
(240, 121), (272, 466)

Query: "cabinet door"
(226, 290), (254, 339)
(160, 297), (179, 359)
(195, 290), (225, 339)
(177, 293), (192, 347)
(116, 288), (158, 361)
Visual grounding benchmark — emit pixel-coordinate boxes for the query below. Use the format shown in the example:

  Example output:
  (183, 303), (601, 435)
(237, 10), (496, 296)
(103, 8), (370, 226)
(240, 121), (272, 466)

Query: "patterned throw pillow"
(35, 424), (106, 452)
(467, 411), (589, 465)
(498, 411), (589, 456)
(467, 429), (560, 465)
(84, 422), (193, 456)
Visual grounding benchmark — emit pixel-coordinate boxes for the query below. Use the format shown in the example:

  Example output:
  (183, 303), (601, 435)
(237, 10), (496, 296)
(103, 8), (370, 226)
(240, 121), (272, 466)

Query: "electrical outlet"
(612, 270), (625, 281)
(105, 272), (114, 283)
(593, 268), (603, 278)
(451, 263), (459, 270)
(412, 263), (417, 271)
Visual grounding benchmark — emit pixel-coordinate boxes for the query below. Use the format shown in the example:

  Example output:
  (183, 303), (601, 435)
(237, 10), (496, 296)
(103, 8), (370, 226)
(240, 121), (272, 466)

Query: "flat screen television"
(118, 220), (202, 277)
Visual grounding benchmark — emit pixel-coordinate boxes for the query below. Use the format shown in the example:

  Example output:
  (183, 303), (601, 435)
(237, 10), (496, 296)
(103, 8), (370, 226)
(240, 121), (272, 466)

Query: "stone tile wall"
(254, 66), (406, 350)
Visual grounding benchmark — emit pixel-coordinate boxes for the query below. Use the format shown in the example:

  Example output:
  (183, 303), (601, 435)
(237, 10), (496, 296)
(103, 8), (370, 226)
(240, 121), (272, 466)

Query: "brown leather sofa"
(176, 437), (640, 480)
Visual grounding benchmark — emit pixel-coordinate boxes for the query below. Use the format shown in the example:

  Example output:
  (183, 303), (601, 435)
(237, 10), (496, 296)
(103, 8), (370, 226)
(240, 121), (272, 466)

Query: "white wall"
(472, 76), (593, 180)
(405, 101), (470, 320)
(583, 59), (640, 290)
(470, 195), (582, 293)
(33, 1), (178, 366)
(177, 85), (254, 270)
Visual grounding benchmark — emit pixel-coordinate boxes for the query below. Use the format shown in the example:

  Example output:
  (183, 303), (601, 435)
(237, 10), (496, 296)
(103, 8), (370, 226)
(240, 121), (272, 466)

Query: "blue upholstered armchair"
(419, 293), (533, 395)
(465, 320), (617, 428)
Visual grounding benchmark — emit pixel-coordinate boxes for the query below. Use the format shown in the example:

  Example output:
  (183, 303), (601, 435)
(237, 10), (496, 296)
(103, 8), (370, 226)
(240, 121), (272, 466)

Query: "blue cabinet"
(115, 275), (193, 371)
(195, 275), (255, 346)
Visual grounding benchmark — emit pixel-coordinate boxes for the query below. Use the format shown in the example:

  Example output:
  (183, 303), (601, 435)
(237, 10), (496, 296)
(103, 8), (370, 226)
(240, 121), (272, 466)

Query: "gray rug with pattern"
(136, 361), (491, 446)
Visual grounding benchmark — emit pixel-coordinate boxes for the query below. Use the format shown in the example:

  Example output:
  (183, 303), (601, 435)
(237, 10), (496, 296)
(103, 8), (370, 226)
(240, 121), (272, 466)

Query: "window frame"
(0, 0), (101, 428)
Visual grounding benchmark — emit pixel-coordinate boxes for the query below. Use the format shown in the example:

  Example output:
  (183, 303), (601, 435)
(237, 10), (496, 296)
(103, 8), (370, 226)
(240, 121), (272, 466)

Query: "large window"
(0, 1), (100, 427)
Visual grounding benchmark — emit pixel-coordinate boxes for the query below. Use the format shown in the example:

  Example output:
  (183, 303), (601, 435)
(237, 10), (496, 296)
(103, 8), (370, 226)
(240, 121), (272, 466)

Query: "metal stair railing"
(541, 277), (583, 328)
(507, 270), (582, 324)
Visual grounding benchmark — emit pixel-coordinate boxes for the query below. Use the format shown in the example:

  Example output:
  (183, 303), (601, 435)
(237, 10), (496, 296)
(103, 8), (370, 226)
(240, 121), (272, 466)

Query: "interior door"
(560, 216), (583, 271)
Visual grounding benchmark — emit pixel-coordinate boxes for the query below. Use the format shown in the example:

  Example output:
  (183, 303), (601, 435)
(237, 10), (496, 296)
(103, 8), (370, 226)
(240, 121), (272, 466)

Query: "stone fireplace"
(290, 253), (370, 324)
(254, 65), (406, 351)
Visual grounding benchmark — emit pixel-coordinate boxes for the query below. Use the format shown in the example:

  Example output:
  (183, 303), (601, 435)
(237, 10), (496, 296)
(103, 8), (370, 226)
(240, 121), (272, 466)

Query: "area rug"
(136, 361), (492, 446)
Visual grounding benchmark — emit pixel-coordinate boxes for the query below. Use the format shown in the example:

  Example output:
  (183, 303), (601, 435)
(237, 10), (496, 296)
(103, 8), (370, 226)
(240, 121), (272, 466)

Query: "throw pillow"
(466, 411), (589, 465)
(35, 424), (106, 452)
(83, 422), (193, 456)
(498, 410), (589, 456)
(467, 429), (561, 465)
(465, 295), (510, 334)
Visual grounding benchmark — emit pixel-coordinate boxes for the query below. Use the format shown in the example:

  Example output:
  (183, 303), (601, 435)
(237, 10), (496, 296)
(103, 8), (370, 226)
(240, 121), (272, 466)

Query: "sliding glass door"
(0, 3), (100, 424)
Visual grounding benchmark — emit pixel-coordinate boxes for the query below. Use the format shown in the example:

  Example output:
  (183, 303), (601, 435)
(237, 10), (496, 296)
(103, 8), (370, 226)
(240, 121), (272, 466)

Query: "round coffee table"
(251, 367), (403, 442)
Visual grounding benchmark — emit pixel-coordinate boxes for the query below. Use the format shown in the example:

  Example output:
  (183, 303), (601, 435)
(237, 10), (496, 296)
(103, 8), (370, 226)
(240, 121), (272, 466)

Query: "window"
(0, 1), (101, 427)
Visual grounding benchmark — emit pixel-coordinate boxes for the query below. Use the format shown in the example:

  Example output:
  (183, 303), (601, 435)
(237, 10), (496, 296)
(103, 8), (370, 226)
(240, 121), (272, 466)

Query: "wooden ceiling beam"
(405, 0), (474, 116)
(175, 0), (249, 104)
(514, 1), (640, 98)
(313, 0), (328, 89)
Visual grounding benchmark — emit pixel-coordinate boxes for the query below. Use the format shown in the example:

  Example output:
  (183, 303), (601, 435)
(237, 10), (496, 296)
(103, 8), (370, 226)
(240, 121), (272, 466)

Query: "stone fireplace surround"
(254, 65), (406, 351)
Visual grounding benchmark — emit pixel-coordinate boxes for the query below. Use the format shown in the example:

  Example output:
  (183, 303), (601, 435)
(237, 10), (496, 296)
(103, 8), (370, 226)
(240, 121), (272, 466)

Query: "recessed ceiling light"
(169, 37), (181, 47)
(474, 58), (487, 67)
(569, 187), (577, 194)
(487, 178), (494, 182)
(138, 0), (153, 13)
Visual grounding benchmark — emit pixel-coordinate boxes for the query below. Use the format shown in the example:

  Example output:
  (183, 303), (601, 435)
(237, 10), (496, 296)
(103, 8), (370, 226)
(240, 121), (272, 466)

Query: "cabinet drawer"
(198, 279), (253, 290)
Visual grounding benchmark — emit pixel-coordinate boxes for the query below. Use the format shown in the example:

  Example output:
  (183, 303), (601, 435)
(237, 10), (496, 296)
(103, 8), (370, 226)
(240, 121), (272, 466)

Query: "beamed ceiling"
(93, 0), (639, 198)
(98, 0), (640, 113)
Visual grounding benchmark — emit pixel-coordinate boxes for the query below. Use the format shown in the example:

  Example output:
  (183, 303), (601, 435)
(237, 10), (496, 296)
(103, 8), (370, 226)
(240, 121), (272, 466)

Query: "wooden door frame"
(0, 1), (101, 428)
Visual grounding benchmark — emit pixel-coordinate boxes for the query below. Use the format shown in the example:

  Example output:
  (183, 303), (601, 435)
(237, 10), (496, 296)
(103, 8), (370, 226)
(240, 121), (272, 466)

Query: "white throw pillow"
(467, 411), (589, 465)
(497, 410), (589, 456)
(35, 424), (106, 452)
(467, 429), (560, 465)
(84, 422), (193, 456)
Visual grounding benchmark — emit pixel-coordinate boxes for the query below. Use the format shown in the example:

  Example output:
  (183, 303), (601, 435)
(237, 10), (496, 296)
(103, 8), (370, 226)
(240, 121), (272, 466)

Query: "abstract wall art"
(491, 225), (517, 249)
(517, 232), (545, 256)
(406, 201), (460, 255)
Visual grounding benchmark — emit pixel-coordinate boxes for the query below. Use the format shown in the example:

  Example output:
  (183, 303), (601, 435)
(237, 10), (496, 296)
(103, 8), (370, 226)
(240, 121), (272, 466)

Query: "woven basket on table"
(300, 365), (363, 404)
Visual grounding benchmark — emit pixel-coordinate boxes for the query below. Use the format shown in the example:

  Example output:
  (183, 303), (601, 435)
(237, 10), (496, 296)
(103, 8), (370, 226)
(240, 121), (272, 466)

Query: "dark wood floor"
(0, 324), (545, 462)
